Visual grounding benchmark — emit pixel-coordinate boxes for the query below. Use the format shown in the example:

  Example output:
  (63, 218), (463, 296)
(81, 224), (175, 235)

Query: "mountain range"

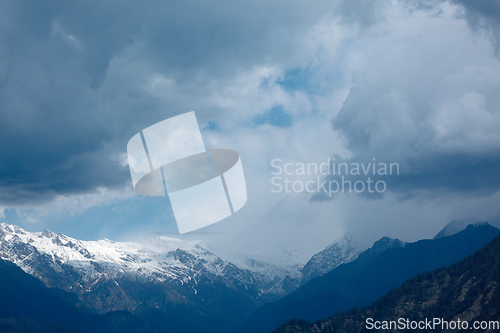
(240, 222), (500, 333)
(271, 232), (500, 332)
(0, 220), (498, 332)
(0, 222), (360, 333)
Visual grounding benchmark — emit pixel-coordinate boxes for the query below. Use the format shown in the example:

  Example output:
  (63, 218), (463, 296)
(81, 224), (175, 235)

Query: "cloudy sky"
(1, 0), (500, 264)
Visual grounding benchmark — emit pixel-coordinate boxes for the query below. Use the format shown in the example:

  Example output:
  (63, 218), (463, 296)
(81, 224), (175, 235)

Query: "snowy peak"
(0, 223), (294, 299)
(0, 222), (373, 310)
(299, 234), (362, 286)
(1, 223), (208, 264)
(434, 219), (490, 239)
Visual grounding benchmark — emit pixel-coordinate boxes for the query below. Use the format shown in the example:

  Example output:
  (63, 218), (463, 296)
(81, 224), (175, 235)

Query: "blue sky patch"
(253, 105), (293, 128)
(277, 67), (315, 93)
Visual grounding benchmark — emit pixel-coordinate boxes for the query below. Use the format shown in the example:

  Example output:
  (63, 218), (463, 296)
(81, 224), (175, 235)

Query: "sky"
(1, 0), (500, 265)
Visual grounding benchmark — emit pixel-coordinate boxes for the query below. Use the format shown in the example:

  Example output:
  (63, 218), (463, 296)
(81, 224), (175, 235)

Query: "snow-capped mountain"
(299, 234), (362, 286)
(0, 222), (361, 333)
(0, 222), (301, 332)
(263, 235), (364, 293)
(433, 218), (484, 239)
(0, 222), (293, 296)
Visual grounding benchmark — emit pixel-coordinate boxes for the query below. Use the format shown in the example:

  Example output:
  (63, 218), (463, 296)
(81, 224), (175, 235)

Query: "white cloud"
(431, 92), (500, 153)
(13, 187), (137, 223)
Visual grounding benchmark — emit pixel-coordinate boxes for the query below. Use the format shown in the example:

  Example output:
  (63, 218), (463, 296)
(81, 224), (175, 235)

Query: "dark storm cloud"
(405, 0), (500, 55)
(311, 153), (500, 202)
(452, 0), (500, 56)
(0, 1), (133, 204)
(0, 0), (337, 205)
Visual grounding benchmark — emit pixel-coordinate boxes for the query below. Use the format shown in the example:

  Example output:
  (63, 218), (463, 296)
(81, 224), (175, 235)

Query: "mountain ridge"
(271, 233), (500, 332)
(240, 223), (500, 333)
